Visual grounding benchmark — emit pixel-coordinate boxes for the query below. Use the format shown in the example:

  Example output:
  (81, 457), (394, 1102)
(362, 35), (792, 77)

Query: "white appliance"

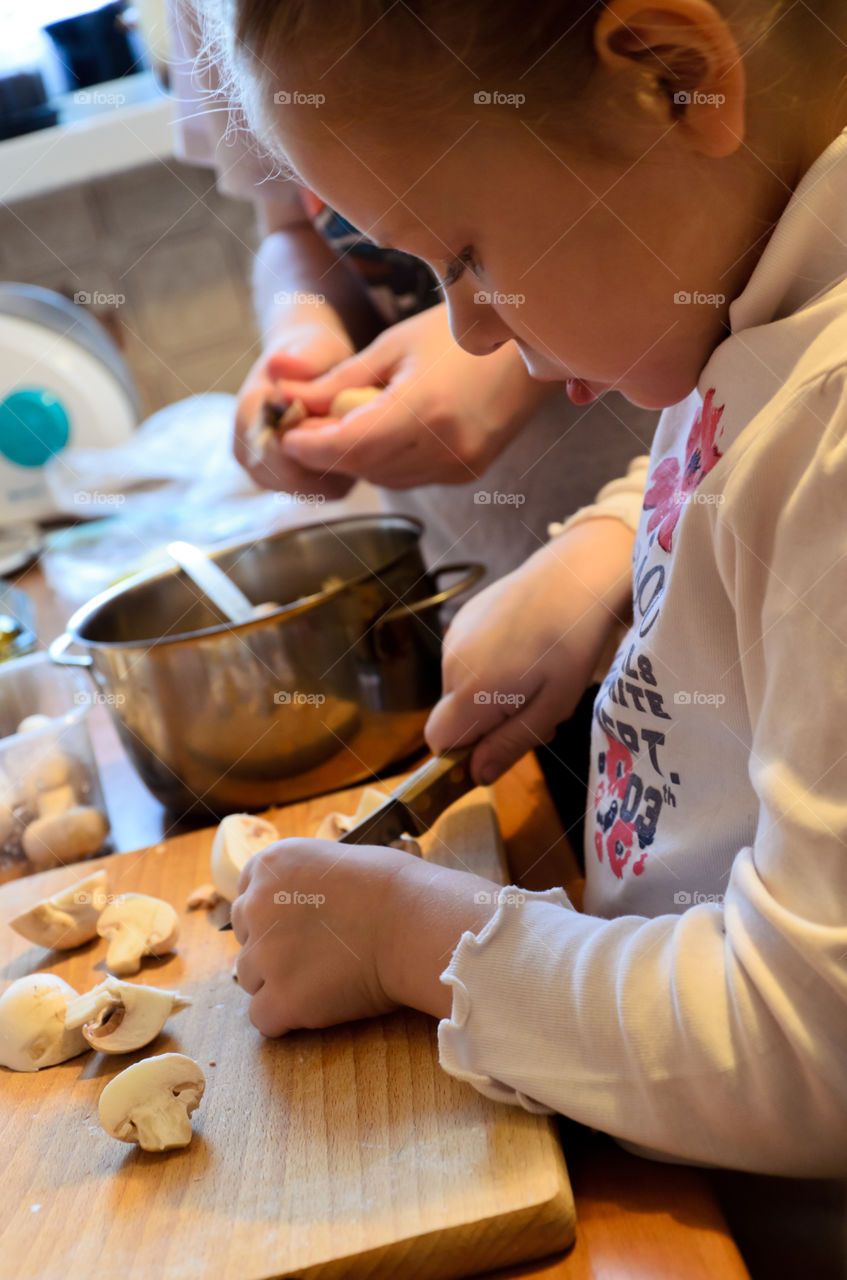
(0, 283), (139, 524)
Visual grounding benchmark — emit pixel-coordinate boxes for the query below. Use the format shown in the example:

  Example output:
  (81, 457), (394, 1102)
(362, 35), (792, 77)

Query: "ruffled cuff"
(437, 885), (575, 1114)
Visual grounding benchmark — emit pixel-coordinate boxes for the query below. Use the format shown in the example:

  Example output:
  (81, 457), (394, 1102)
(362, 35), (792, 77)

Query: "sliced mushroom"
(64, 976), (190, 1054)
(185, 882), (222, 911)
(0, 974), (88, 1071)
(97, 893), (180, 975)
(98, 1052), (205, 1151)
(210, 813), (278, 902)
(23, 806), (109, 871)
(329, 387), (381, 417)
(314, 787), (387, 840)
(9, 869), (108, 949)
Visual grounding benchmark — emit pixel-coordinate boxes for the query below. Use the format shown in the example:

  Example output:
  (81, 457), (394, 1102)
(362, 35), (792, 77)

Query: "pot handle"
(49, 632), (93, 668)
(377, 562), (484, 627)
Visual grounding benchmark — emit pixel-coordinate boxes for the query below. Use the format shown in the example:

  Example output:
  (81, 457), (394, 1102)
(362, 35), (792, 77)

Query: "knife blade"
(219, 747), (474, 929)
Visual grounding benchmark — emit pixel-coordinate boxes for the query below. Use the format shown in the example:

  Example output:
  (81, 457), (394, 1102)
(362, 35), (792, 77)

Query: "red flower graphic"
(643, 388), (725, 552)
(594, 735), (647, 879)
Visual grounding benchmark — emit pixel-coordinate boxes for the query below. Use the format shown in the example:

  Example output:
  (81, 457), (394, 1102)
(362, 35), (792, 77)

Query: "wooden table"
(10, 559), (751, 1280)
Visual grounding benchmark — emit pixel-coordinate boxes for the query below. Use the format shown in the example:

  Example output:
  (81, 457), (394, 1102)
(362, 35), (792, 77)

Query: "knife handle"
(392, 745), (475, 831)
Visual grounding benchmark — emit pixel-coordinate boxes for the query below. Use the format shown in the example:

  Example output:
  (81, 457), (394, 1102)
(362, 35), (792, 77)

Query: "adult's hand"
(267, 301), (554, 490)
(233, 317), (356, 499)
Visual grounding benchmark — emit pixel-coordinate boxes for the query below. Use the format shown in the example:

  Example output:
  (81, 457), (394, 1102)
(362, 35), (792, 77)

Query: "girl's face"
(271, 96), (790, 408)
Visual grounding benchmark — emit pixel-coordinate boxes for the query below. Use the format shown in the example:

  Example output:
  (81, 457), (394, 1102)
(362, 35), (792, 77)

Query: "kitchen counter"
(0, 72), (173, 204)
(10, 557), (751, 1279)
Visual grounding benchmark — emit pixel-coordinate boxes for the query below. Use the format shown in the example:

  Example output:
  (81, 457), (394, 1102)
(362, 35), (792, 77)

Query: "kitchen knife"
(220, 746), (475, 929)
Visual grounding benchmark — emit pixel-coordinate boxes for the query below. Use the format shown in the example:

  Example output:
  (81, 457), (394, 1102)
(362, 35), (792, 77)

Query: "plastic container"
(0, 582), (37, 662)
(0, 651), (110, 884)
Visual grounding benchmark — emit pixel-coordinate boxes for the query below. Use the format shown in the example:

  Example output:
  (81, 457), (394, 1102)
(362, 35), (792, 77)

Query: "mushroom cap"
(98, 1053), (205, 1151)
(64, 976), (190, 1053)
(210, 814), (278, 902)
(22, 806), (109, 871)
(9, 870), (108, 950)
(97, 893), (180, 975)
(0, 974), (88, 1071)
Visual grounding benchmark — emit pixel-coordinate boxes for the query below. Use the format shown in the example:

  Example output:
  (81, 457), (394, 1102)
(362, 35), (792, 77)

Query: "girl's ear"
(593, 0), (745, 158)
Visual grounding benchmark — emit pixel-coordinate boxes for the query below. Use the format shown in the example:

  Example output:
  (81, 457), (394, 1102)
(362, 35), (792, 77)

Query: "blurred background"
(0, 0), (259, 423)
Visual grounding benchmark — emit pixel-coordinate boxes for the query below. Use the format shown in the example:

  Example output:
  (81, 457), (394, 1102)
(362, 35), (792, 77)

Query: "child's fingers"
(264, 350), (324, 382)
(276, 350), (386, 416)
(247, 983), (292, 1039)
(235, 938), (264, 994)
(424, 689), (498, 758)
(467, 695), (562, 784)
(281, 397), (396, 472)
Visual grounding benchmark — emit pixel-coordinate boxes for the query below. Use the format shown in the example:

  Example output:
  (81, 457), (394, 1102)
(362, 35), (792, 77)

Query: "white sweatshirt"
(438, 128), (847, 1177)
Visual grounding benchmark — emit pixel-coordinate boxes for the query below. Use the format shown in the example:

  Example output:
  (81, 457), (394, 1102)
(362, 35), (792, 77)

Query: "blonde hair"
(197, 0), (821, 163)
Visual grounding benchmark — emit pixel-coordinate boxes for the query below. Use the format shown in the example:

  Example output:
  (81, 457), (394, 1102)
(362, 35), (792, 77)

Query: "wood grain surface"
(0, 780), (575, 1280)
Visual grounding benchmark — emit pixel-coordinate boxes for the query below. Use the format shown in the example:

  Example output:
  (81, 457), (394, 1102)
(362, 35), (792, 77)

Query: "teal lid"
(0, 389), (70, 468)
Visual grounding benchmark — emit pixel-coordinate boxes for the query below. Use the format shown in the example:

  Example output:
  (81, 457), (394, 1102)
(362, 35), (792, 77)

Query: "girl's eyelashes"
(437, 246), (479, 290)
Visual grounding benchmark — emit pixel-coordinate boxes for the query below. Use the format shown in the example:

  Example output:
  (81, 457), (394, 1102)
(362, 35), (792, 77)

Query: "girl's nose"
(445, 286), (515, 357)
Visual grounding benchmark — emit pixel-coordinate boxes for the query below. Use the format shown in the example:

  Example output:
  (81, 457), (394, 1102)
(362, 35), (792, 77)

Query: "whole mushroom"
(0, 974), (88, 1071)
(98, 1053), (205, 1151)
(23, 807), (109, 871)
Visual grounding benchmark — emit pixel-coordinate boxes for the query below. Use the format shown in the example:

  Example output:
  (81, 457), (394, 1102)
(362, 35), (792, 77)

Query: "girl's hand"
(271, 302), (553, 489)
(231, 838), (500, 1036)
(233, 318), (355, 499)
(426, 518), (636, 784)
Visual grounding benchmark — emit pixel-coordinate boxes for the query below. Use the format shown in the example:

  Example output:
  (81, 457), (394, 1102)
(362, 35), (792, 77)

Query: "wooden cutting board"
(0, 779), (575, 1280)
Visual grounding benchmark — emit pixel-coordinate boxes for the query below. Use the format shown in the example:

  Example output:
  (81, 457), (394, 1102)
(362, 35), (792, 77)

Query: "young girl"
(203, 0), (847, 1175)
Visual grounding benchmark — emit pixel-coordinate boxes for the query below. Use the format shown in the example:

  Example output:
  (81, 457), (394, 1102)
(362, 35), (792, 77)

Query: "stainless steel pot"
(50, 515), (482, 816)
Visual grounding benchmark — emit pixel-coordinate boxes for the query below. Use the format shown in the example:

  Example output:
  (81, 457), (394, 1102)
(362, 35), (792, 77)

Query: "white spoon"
(167, 540), (263, 625)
